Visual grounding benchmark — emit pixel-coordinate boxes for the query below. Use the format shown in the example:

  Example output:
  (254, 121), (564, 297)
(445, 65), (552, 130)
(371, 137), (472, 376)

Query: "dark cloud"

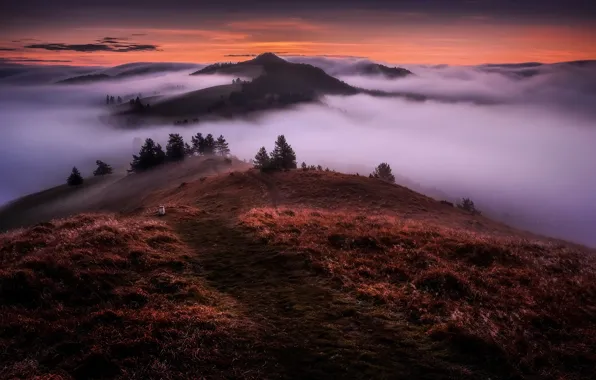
(2, 0), (595, 23)
(131, 33), (147, 36)
(11, 38), (40, 43)
(0, 48), (18, 51)
(24, 41), (159, 53)
(97, 36), (129, 44)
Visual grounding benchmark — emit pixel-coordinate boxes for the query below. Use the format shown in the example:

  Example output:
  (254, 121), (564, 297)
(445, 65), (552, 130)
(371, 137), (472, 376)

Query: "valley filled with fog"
(1, 57), (595, 246)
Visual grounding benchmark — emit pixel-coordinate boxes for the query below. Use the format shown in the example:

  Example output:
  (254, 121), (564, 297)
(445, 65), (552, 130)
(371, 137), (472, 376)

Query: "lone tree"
(67, 167), (84, 186)
(203, 134), (216, 155)
(215, 135), (230, 156)
(270, 135), (297, 170)
(301, 162), (307, 171)
(191, 132), (205, 155)
(166, 133), (186, 161)
(130, 138), (166, 172)
(93, 160), (113, 176)
(253, 147), (271, 170)
(106, 95), (110, 105)
(370, 162), (395, 183)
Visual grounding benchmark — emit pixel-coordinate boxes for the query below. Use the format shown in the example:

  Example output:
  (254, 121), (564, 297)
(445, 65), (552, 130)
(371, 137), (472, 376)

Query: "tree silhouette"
(457, 198), (481, 215)
(106, 95), (110, 105)
(301, 162), (307, 171)
(110, 96), (115, 104)
(203, 134), (216, 155)
(253, 147), (271, 170)
(191, 132), (205, 155)
(130, 138), (166, 172)
(370, 162), (395, 183)
(270, 135), (297, 170)
(93, 160), (113, 176)
(166, 133), (186, 161)
(67, 167), (84, 186)
(184, 142), (194, 157)
(215, 135), (230, 156)
(117, 96), (122, 104)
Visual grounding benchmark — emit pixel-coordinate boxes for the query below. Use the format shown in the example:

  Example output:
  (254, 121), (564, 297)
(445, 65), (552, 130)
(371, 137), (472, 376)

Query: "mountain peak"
(251, 52), (286, 64)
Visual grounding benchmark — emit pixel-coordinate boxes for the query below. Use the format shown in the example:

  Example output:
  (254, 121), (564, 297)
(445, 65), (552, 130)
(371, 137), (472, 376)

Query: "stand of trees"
(128, 132), (231, 172)
(130, 138), (166, 172)
(105, 95), (123, 105)
(253, 135), (297, 171)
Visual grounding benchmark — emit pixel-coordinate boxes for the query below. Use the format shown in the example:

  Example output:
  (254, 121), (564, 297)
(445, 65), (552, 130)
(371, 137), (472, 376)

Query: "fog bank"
(1, 59), (595, 246)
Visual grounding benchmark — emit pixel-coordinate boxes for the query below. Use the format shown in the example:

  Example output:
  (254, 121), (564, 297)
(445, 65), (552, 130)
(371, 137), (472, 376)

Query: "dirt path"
(173, 211), (471, 380)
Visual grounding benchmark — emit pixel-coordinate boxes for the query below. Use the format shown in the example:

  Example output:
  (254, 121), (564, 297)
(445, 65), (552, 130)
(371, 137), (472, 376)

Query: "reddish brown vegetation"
(2, 169), (596, 379)
(240, 207), (596, 379)
(0, 214), (269, 379)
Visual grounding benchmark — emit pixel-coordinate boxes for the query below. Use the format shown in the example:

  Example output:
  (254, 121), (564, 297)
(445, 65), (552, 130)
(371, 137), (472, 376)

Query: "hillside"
(335, 62), (414, 78)
(1, 165), (595, 379)
(56, 62), (200, 84)
(113, 53), (360, 124)
(190, 52), (358, 96)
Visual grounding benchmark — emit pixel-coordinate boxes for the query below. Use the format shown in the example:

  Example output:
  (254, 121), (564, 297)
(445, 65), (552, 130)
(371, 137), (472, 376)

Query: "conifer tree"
(67, 167), (84, 186)
(215, 135), (230, 156)
(184, 142), (194, 157)
(130, 138), (166, 172)
(270, 135), (297, 170)
(117, 96), (122, 104)
(191, 133), (205, 155)
(370, 162), (395, 183)
(93, 160), (113, 176)
(106, 95), (110, 105)
(301, 162), (307, 171)
(253, 147), (271, 170)
(203, 134), (216, 155)
(166, 133), (186, 161)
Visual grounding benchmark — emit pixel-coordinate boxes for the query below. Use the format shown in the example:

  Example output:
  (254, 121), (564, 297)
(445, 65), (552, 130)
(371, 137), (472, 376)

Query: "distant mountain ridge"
(56, 62), (200, 84)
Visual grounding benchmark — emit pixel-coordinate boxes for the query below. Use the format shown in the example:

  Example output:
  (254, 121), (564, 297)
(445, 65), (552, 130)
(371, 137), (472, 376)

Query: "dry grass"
(0, 213), (269, 379)
(240, 207), (596, 379)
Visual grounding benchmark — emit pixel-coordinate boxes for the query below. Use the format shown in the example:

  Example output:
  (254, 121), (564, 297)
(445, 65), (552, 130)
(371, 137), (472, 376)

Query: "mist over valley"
(1, 54), (596, 247)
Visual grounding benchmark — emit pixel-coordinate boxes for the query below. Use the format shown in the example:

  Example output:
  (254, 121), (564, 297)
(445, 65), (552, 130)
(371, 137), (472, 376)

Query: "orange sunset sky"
(1, 1), (595, 66)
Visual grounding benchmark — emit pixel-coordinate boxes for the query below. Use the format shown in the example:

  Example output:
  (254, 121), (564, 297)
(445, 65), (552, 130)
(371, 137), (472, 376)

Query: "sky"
(1, 0), (595, 66)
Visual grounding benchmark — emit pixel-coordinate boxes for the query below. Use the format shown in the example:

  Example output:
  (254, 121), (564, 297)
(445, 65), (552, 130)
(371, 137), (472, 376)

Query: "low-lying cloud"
(1, 58), (595, 247)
